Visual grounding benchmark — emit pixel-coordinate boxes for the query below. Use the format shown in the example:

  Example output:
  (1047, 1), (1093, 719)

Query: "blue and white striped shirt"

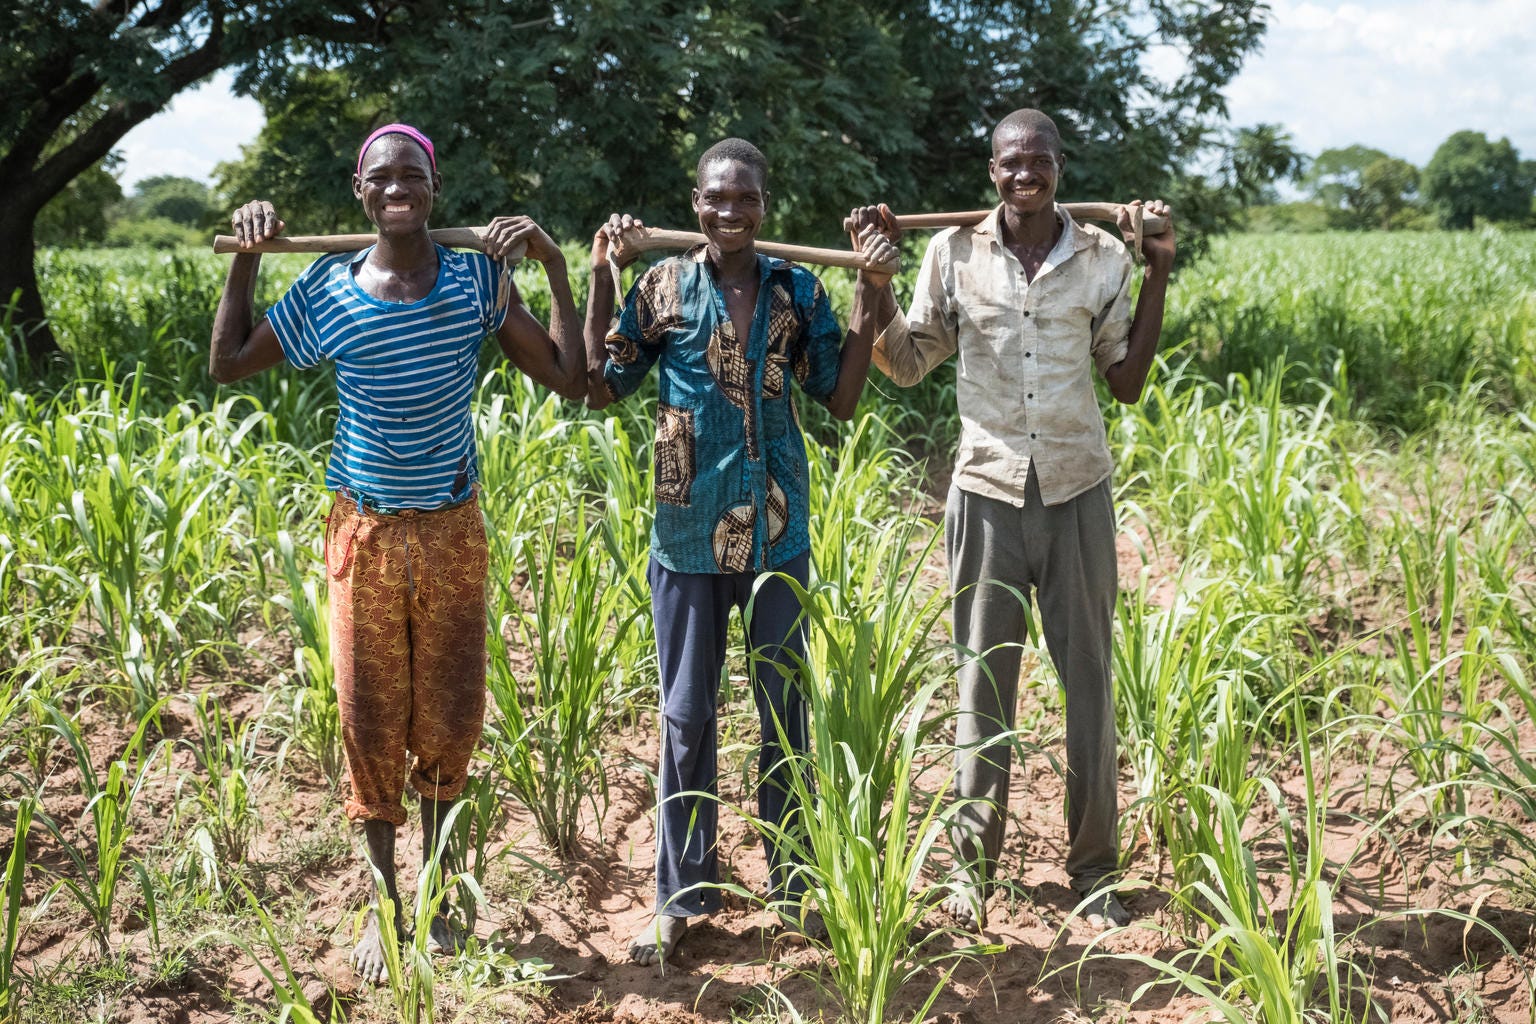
(268, 245), (509, 510)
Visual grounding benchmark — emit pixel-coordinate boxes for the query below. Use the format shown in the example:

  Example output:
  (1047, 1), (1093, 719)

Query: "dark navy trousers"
(648, 552), (810, 917)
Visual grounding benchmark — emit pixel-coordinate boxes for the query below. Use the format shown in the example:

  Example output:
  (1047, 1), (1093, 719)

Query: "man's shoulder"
(1072, 221), (1132, 262)
(293, 250), (356, 290)
(771, 260), (826, 299)
(440, 245), (489, 273)
(636, 253), (696, 285)
(919, 224), (983, 267)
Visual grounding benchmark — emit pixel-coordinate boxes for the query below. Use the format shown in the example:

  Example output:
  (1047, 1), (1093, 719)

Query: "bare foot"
(628, 914), (689, 966)
(349, 908), (395, 984)
(942, 881), (987, 930)
(1080, 889), (1131, 930)
(774, 907), (828, 946)
(425, 912), (464, 955)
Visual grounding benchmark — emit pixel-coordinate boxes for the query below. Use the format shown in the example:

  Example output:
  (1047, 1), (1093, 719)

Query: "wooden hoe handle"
(840, 202), (1169, 237)
(611, 227), (901, 276)
(212, 227), (525, 261)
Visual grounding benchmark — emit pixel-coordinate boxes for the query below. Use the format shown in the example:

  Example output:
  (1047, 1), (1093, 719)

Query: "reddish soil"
(6, 534), (1535, 1023)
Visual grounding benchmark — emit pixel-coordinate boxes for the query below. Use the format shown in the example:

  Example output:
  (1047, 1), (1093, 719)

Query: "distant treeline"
(1246, 131), (1536, 233)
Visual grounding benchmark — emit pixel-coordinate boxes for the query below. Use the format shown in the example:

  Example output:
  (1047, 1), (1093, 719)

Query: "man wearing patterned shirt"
(584, 137), (897, 966)
(852, 109), (1175, 932)
(210, 124), (584, 983)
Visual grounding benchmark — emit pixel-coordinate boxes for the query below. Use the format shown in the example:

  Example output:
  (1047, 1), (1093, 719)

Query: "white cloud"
(116, 70), (262, 189)
(1226, 0), (1536, 165)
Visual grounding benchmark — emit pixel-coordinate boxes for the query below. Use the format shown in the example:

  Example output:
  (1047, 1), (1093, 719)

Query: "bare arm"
(484, 216), (585, 402)
(824, 227), (900, 421)
(1103, 200), (1176, 404)
(210, 200), (288, 383)
(583, 213), (645, 411)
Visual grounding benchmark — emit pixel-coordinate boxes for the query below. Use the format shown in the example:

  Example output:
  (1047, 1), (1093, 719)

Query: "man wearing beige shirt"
(852, 108), (1175, 930)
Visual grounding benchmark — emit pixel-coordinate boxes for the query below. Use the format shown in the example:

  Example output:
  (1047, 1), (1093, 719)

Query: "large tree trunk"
(0, 3), (395, 385)
(0, 204), (56, 366)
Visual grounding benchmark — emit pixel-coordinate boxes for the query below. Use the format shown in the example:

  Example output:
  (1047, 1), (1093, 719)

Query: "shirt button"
(1030, 433), (1037, 439)
(1024, 351), (1032, 358)
(1027, 393), (1034, 399)
(1023, 310), (1032, 317)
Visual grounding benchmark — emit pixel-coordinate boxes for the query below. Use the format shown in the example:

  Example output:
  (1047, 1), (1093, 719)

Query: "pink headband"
(356, 124), (436, 175)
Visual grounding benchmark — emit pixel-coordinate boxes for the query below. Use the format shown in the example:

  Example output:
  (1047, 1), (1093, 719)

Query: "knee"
(660, 699), (716, 741)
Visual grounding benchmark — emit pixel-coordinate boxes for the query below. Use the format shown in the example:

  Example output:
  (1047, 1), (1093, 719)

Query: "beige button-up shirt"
(873, 204), (1134, 507)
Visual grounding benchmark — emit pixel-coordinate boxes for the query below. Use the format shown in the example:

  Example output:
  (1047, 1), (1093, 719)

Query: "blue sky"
(117, 0), (1536, 190)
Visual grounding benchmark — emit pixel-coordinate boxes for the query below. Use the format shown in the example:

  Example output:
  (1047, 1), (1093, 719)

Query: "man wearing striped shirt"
(210, 123), (584, 983)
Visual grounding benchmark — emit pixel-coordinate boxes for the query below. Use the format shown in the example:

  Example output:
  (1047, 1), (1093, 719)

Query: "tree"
(131, 175), (214, 227)
(1, 0), (429, 365)
(11, 1), (1279, 370)
(1356, 156), (1419, 229)
(1421, 130), (1528, 229)
(1304, 145), (1420, 229)
(1225, 123), (1308, 207)
(223, 1), (1276, 255)
(1306, 145), (1391, 210)
(35, 157), (124, 247)
(213, 68), (379, 235)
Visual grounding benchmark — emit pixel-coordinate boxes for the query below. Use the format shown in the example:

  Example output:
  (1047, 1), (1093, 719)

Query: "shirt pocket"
(325, 506), (362, 580)
(951, 261), (1022, 379)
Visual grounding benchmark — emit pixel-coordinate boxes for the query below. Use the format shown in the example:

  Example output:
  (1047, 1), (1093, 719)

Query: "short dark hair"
(696, 137), (769, 191)
(992, 109), (1063, 160)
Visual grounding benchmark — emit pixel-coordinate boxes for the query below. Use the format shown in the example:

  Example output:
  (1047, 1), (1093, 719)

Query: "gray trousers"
(947, 473), (1119, 895)
(648, 553), (810, 917)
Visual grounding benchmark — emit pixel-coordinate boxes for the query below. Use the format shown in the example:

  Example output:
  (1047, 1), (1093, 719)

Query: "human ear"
(352, 174), (363, 201)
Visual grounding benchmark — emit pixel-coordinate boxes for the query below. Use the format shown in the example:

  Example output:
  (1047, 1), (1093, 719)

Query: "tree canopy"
(221, 0), (1281, 250)
(8, 0), (1282, 371)
(1303, 145), (1421, 230)
(2, 0), (428, 362)
(1421, 130), (1531, 230)
(131, 176), (216, 228)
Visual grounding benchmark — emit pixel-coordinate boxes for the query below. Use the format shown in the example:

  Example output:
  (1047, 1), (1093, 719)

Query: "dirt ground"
(8, 531), (1536, 1024)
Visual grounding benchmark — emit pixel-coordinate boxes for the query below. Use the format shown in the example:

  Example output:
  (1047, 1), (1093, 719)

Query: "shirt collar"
(979, 203), (1093, 256)
(347, 241), (447, 265)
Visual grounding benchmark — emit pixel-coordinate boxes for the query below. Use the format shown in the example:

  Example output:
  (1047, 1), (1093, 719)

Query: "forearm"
(1105, 266), (1171, 404)
(825, 279), (880, 420)
(584, 264), (618, 410)
(871, 281), (898, 335)
(541, 255), (585, 401)
(210, 254), (262, 383)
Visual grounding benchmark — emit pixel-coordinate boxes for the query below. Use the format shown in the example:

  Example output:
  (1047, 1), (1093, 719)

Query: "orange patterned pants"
(325, 493), (488, 825)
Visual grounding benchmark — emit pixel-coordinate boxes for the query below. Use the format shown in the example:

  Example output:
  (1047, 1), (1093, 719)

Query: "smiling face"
(989, 126), (1062, 217)
(691, 158), (768, 258)
(353, 134), (440, 236)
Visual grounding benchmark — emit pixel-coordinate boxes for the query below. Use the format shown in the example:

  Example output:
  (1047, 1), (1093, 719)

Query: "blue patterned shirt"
(602, 246), (845, 574)
(268, 245), (509, 510)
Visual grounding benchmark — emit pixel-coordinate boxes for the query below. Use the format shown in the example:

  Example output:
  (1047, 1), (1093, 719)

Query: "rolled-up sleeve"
(601, 273), (665, 401)
(1089, 251), (1134, 376)
(793, 276), (843, 403)
(872, 235), (957, 387)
